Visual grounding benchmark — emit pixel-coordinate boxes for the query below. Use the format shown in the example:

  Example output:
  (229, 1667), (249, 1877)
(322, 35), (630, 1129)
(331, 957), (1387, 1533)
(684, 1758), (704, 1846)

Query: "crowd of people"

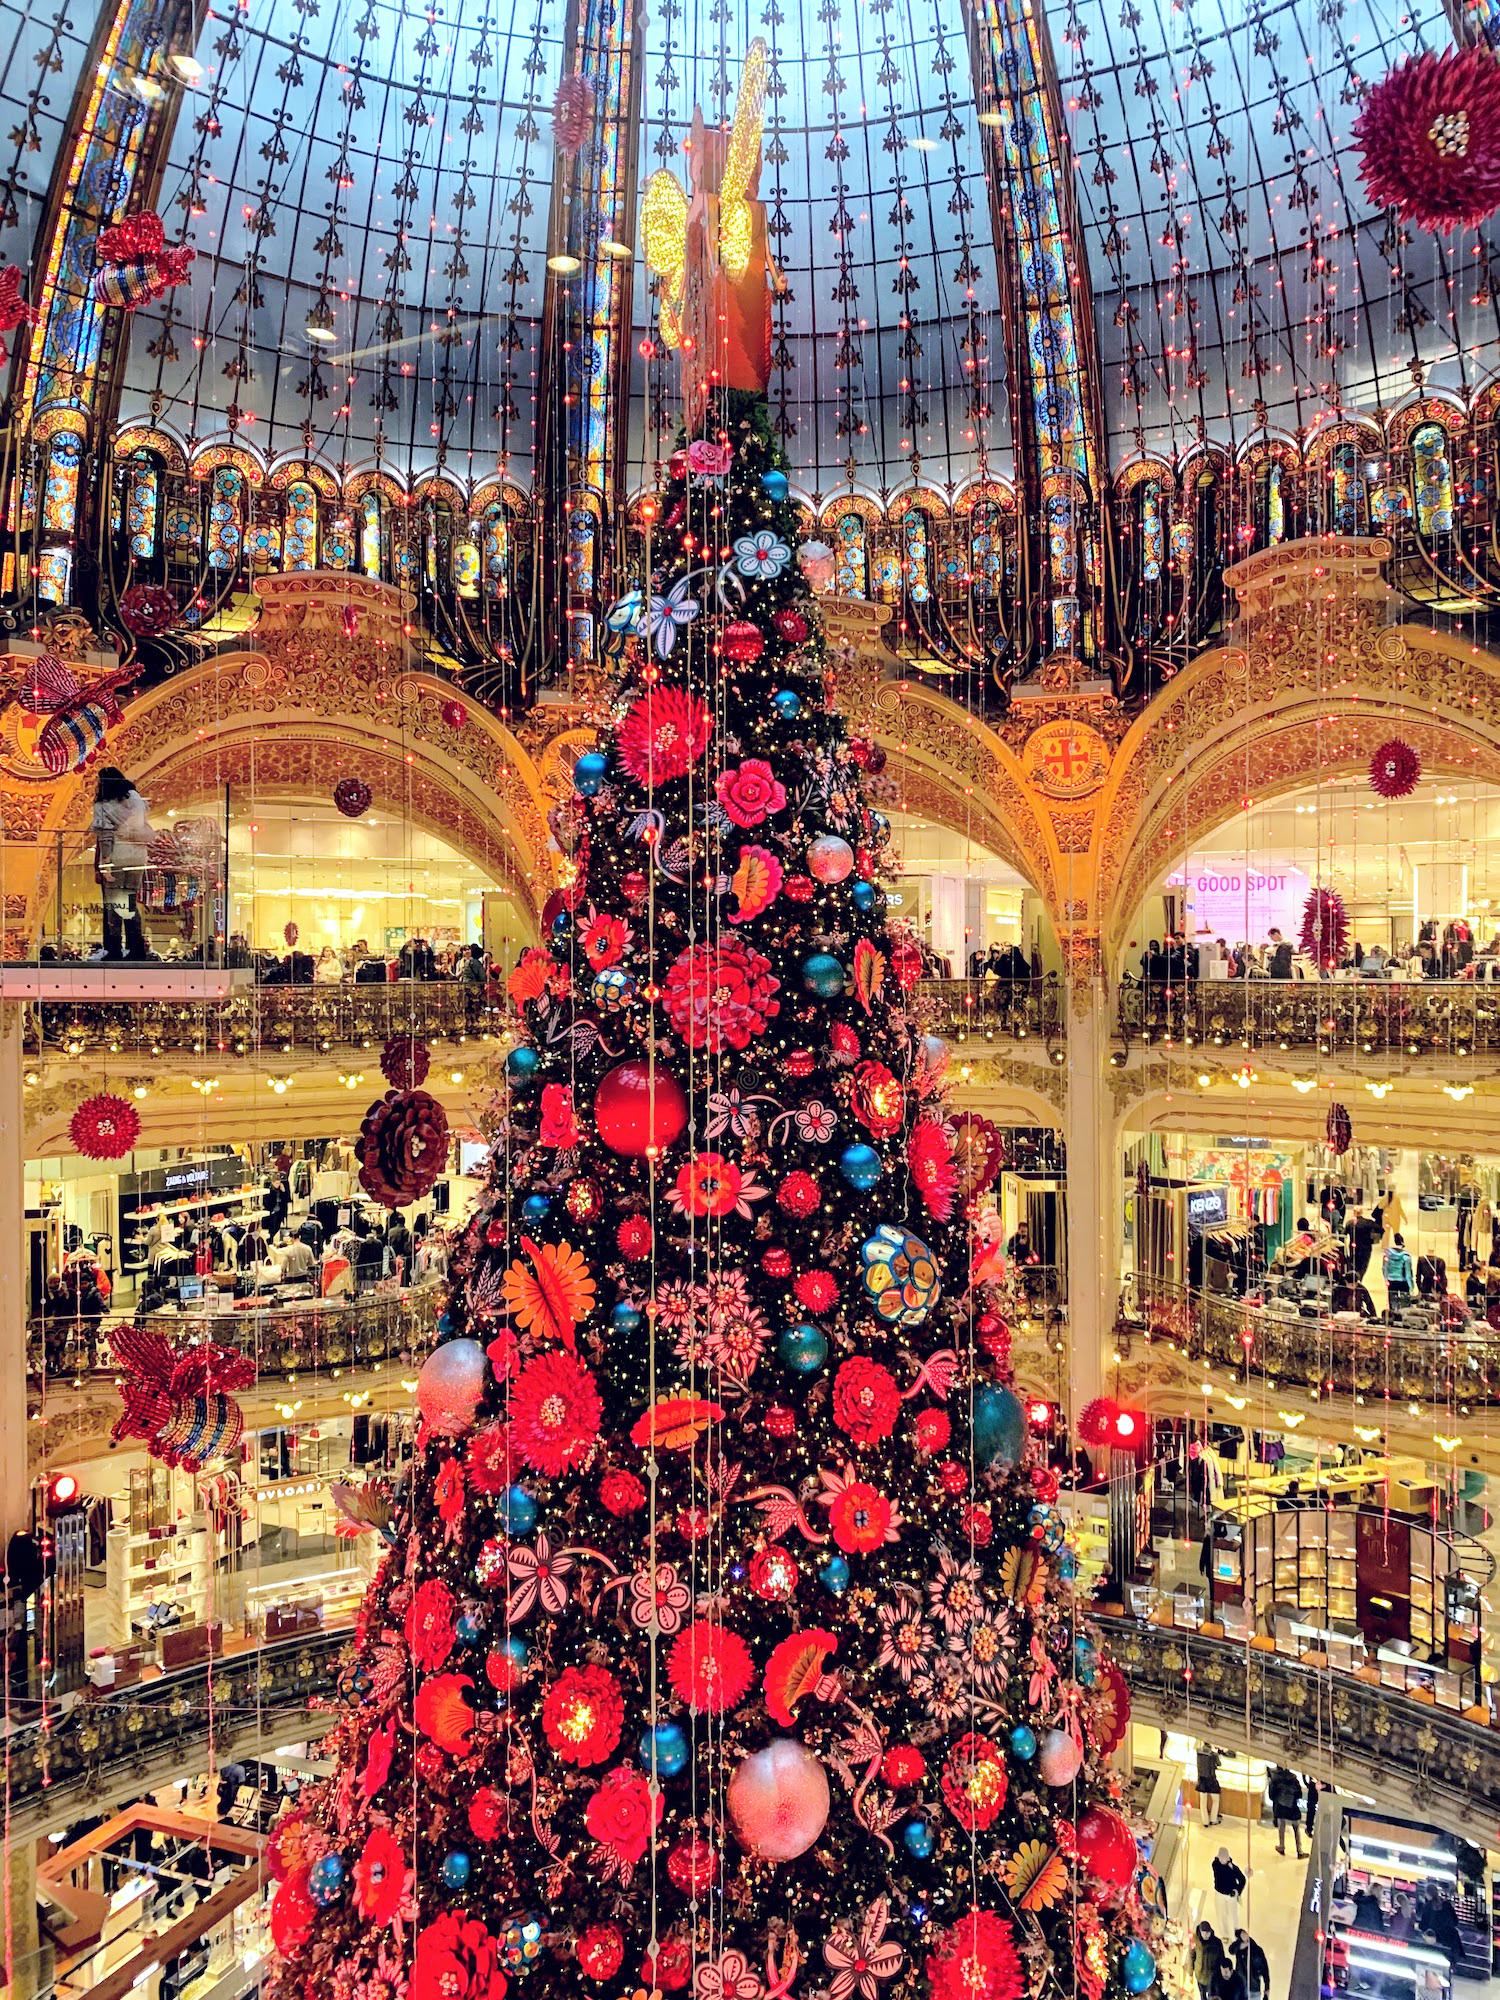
(1127, 917), (1500, 986)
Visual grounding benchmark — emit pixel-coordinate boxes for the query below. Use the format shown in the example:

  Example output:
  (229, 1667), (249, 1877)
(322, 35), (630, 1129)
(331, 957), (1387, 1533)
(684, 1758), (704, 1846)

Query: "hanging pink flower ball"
(552, 74), (594, 158)
(1354, 47), (1500, 234)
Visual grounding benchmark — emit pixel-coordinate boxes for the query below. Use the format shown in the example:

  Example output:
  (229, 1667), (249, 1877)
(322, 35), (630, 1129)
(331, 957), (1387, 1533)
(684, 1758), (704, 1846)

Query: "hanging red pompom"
(1075, 1397), (1119, 1449)
(441, 698), (467, 729)
(71, 1093), (141, 1161)
(283, 921), (299, 947)
(552, 73), (595, 157)
(117, 581), (181, 637)
(1326, 1101), (1353, 1157)
(381, 1034), (431, 1089)
(1299, 886), (1350, 970)
(721, 620), (766, 666)
(1354, 47), (1500, 234)
(334, 776), (372, 818)
(1369, 737), (1421, 799)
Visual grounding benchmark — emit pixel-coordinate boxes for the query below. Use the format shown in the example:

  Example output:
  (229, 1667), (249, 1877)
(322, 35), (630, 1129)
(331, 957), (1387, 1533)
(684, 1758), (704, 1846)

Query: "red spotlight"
(45, 1472), (80, 1514)
(1025, 1398), (1055, 1433)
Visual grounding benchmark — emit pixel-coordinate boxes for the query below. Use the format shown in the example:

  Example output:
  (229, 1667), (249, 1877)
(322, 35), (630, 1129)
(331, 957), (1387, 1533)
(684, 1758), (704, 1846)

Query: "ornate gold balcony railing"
(1118, 1274), (1500, 1406)
(1117, 977), (1500, 1058)
(913, 977), (1065, 1044)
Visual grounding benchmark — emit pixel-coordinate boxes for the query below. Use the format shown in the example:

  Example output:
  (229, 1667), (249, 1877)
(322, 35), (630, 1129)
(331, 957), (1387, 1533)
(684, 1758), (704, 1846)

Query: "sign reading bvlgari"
(1022, 719), (1110, 799)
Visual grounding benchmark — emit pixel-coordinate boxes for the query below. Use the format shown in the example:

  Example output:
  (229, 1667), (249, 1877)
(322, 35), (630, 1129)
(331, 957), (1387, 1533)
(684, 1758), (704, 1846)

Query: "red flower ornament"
(71, 1092), (141, 1161)
(1354, 46), (1500, 234)
(667, 1618), (755, 1714)
(617, 686), (711, 786)
(1370, 737), (1421, 799)
(542, 1664), (624, 1765)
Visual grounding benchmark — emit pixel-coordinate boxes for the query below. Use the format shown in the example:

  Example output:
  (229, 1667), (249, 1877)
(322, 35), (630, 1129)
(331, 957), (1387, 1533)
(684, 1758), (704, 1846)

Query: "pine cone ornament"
(1326, 1101), (1353, 1157)
(356, 1088), (450, 1207)
(381, 1034), (432, 1090)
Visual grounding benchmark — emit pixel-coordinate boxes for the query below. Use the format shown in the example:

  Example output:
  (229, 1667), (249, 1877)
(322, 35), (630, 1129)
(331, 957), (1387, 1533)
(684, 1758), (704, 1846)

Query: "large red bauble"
(1074, 1804), (1139, 1892)
(594, 1059), (688, 1156)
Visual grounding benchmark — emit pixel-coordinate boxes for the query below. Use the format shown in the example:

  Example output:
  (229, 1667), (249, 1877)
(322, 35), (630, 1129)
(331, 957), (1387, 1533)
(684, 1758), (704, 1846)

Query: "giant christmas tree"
(268, 395), (1162, 2000)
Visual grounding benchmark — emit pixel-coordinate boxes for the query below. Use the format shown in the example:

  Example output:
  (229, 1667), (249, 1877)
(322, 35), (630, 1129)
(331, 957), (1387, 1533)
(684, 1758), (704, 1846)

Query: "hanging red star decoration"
(70, 1093), (141, 1161)
(1369, 738), (1421, 799)
(1354, 46), (1500, 234)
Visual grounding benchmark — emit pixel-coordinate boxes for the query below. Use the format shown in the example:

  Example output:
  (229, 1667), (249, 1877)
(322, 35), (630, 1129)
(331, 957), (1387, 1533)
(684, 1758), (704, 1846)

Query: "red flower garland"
(1369, 737), (1421, 799)
(1354, 47), (1500, 234)
(70, 1092), (141, 1161)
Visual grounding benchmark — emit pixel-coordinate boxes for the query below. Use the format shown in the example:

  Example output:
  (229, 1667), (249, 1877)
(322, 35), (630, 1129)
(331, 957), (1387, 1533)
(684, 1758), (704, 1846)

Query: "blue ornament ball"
(308, 1854), (346, 1907)
(436, 1312), (457, 1337)
(611, 1301), (644, 1336)
(838, 1143), (882, 1191)
(819, 1554), (851, 1594)
(773, 689), (802, 719)
(801, 952), (846, 998)
(501, 1486), (537, 1535)
(780, 1322), (828, 1373)
(1122, 1942), (1157, 1994)
(903, 1818), (936, 1860)
(761, 469), (790, 502)
(498, 1634), (528, 1670)
(1009, 1724), (1037, 1760)
(455, 1609), (486, 1645)
(442, 1851), (473, 1891)
(640, 1721), (689, 1777)
(505, 1044), (540, 1085)
(1057, 1550), (1079, 1580)
(972, 1384), (1028, 1469)
(573, 751), (608, 797)
(851, 879), (877, 912)
(551, 908), (571, 936)
(521, 1193), (552, 1223)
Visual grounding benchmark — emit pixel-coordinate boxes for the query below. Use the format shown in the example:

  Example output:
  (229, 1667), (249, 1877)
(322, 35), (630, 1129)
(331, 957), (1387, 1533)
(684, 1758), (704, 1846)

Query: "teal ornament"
(308, 1854), (346, 1906)
(497, 1634), (528, 1671)
(859, 1223), (941, 1327)
(442, 1851), (473, 1891)
(505, 1044), (540, 1085)
(591, 966), (635, 1013)
(611, 1301), (644, 1336)
(801, 952), (846, 998)
(1009, 1724), (1037, 1760)
(1058, 1550), (1078, 1580)
(972, 1385), (1027, 1468)
(521, 1193), (551, 1223)
(838, 1143), (881, 1191)
(573, 751), (608, 797)
(851, 879), (876, 912)
(819, 1554), (850, 1594)
(761, 469), (790, 502)
(455, 1609), (485, 1645)
(903, 1819), (936, 1860)
(773, 689), (802, 718)
(779, 1322), (828, 1373)
(1122, 1942), (1157, 1994)
(500, 1914), (545, 1975)
(501, 1486), (537, 1535)
(551, 908), (571, 936)
(640, 1721), (689, 1777)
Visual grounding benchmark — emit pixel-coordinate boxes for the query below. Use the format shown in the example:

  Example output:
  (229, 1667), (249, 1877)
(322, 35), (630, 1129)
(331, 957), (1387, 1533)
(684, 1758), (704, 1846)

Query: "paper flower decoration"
(1326, 1100), (1353, 1157)
(355, 1087), (449, 1206)
(1354, 46), (1500, 234)
(643, 580), (700, 659)
(117, 582), (180, 637)
(617, 685), (711, 783)
(1370, 737), (1421, 798)
(92, 212), (195, 308)
(71, 1092), (141, 1160)
(501, 1236), (596, 1344)
(1299, 886), (1349, 969)
(734, 531), (791, 580)
(380, 1033), (431, 1089)
(552, 73), (595, 156)
(334, 776), (372, 818)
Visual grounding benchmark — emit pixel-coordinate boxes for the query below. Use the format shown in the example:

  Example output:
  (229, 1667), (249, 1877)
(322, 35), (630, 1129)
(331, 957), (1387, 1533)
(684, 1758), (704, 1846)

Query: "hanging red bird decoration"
(92, 213), (196, 310)
(1354, 46), (1500, 235)
(0, 265), (37, 366)
(109, 1327), (256, 1471)
(15, 653), (135, 774)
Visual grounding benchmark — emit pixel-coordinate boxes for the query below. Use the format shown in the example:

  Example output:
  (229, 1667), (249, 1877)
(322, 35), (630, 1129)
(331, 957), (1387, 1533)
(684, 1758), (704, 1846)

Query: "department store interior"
(6, 0), (1500, 1993)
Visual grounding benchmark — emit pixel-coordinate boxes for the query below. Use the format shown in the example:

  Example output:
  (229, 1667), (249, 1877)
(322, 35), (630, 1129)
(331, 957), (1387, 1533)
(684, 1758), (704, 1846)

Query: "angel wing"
(18, 653), (83, 715)
(718, 38), (768, 276)
(641, 167), (690, 350)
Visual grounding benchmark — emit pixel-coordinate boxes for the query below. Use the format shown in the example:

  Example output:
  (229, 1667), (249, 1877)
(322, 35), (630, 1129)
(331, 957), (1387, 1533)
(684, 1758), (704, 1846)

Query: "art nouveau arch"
(1091, 539), (1500, 961)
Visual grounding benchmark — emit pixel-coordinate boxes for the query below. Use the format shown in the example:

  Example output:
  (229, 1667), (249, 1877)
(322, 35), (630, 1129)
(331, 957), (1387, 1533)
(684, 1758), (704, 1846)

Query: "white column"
(1062, 972), (1114, 1413)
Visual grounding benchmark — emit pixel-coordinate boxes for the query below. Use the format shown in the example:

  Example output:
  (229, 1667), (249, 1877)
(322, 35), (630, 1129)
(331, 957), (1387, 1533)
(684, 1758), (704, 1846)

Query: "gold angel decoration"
(641, 39), (782, 418)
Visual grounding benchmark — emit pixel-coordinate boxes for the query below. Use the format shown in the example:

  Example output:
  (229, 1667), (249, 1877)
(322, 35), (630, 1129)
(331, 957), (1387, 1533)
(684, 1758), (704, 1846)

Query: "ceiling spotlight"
(599, 239), (634, 260)
(978, 108), (1003, 126)
(1364, 1080), (1393, 1098)
(169, 52), (204, 84)
(1289, 1076), (1318, 1094)
(305, 301), (337, 343)
(547, 253), (582, 275)
(1442, 1082), (1474, 1101)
